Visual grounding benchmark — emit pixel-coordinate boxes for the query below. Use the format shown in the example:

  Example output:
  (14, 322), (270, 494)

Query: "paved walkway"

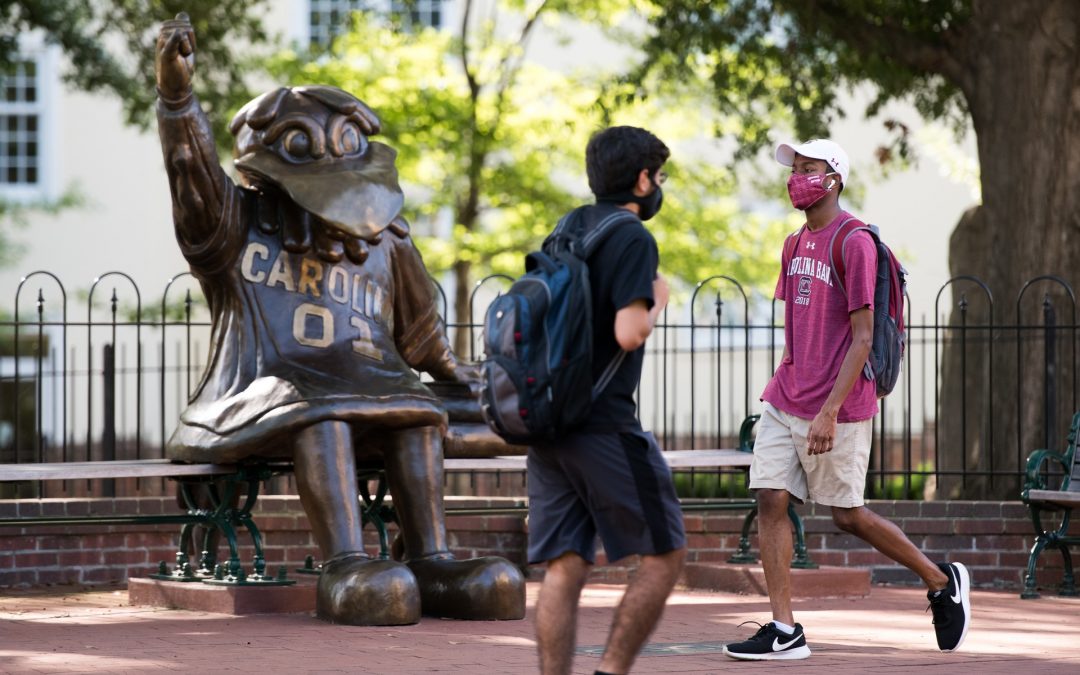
(1, 581), (1077, 673)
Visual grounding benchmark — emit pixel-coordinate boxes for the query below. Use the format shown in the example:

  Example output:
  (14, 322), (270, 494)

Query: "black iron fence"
(1, 270), (1077, 501)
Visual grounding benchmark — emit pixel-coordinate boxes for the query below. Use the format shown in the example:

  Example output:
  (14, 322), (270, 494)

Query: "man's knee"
(756, 488), (790, 519)
(545, 551), (590, 589)
(830, 505), (865, 533)
(640, 546), (687, 584)
(642, 546), (686, 571)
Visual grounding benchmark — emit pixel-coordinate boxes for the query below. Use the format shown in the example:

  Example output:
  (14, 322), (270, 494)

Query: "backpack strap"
(593, 349), (628, 399)
(827, 216), (877, 297)
(781, 226), (805, 278)
(583, 208), (649, 399)
(544, 206), (640, 259)
(578, 210), (640, 258)
(827, 217), (879, 383)
(544, 206), (591, 255)
(544, 206), (587, 252)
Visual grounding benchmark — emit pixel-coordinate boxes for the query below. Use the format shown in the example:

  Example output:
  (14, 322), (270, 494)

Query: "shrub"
(866, 462), (933, 500)
(673, 470), (751, 499)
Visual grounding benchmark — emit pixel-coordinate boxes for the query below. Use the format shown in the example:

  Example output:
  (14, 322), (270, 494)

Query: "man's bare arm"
(806, 307), (873, 455)
(614, 274), (669, 352)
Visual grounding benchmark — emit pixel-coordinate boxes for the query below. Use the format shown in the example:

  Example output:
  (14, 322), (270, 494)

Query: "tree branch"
(795, 0), (975, 97)
(491, 0), (550, 130)
(459, 0), (551, 232)
(496, 0), (549, 95)
(459, 0), (479, 99)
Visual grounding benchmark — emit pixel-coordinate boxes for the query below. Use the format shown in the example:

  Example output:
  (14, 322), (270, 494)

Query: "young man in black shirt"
(528, 126), (687, 675)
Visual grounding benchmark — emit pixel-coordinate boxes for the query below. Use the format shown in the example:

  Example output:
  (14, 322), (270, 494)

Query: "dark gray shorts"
(526, 429), (687, 565)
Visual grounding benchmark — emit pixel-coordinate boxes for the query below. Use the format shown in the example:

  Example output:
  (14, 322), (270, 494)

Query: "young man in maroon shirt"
(723, 139), (971, 661)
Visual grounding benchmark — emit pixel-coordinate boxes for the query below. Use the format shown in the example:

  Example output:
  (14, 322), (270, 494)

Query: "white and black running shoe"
(723, 621), (811, 660)
(928, 561), (972, 651)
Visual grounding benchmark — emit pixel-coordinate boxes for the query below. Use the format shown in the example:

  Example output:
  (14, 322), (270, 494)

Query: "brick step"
(128, 575), (318, 614)
(681, 562), (870, 598)
(526, 561), (871, 599)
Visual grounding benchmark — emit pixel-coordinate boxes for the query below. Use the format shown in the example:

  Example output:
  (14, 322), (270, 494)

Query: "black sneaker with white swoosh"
(928, 561), (971, 651)
(722, 621), (812, 660)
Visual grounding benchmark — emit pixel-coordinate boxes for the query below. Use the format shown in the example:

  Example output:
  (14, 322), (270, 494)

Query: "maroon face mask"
(787, 172), (838, 210)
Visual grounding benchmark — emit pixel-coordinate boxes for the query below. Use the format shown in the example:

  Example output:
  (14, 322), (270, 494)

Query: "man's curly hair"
(585, 126), (669, 197)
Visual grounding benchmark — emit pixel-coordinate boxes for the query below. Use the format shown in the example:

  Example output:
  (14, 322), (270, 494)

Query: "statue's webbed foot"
(407, 555), (525, 620)
(317, 552), (420, 625)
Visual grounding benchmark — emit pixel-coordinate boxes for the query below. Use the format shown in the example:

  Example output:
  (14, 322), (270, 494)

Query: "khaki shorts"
(749, 403), (874, 508)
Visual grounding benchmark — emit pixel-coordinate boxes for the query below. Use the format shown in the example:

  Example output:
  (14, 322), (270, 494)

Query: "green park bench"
(0, 459), (291, 585)
(1020, 410), (1080, 598)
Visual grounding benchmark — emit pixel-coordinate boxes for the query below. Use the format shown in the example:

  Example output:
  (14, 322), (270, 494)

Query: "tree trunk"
(938, 0), (1080, 498)
(452, 258), (473, 359)
(452, 130), (482, 360)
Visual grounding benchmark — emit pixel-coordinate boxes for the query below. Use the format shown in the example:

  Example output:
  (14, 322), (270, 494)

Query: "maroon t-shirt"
(761, 211), (879, 422)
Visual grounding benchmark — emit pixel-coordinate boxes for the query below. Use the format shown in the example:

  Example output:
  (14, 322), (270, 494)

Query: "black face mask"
(597, 179), (664, 221)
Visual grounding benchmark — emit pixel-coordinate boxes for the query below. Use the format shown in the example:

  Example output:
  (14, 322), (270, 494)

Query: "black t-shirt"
(576, 203), (659, 433)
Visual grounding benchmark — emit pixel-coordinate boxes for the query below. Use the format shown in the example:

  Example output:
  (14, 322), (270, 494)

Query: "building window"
(309, 0), (371, 47)
(391, 0), (443, 29)
(0, 59), (40, 187)
(308, 0), (444, 46)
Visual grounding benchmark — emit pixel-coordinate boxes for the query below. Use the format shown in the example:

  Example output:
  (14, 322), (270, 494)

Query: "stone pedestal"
(681, 563), (871, 598)
(128, 577), (317, 614)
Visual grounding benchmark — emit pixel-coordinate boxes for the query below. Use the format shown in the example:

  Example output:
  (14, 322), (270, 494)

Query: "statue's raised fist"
(155, 12), (196, 103)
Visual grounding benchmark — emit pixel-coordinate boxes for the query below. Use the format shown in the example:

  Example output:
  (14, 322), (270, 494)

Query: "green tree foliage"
(639, 1), (1080, 500)
(1, 0), (268, 135)
(638, 0), (973, 160)
(269, 12), (585, 271)
(267, 2), (787, 351)
(0, 1), (270, 266)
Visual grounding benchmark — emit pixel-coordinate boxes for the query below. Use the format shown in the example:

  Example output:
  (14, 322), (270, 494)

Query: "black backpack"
(479, 206), (636, 444)
(829, 218), (907, 398)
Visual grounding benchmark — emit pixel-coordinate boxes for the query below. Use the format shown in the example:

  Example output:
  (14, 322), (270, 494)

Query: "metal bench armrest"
(738, 414), (761, 453)
(1023, 449), (1069, 494)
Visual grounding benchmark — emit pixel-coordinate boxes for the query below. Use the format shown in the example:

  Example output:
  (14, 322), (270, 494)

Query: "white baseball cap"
(775, 139), (850, 186)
